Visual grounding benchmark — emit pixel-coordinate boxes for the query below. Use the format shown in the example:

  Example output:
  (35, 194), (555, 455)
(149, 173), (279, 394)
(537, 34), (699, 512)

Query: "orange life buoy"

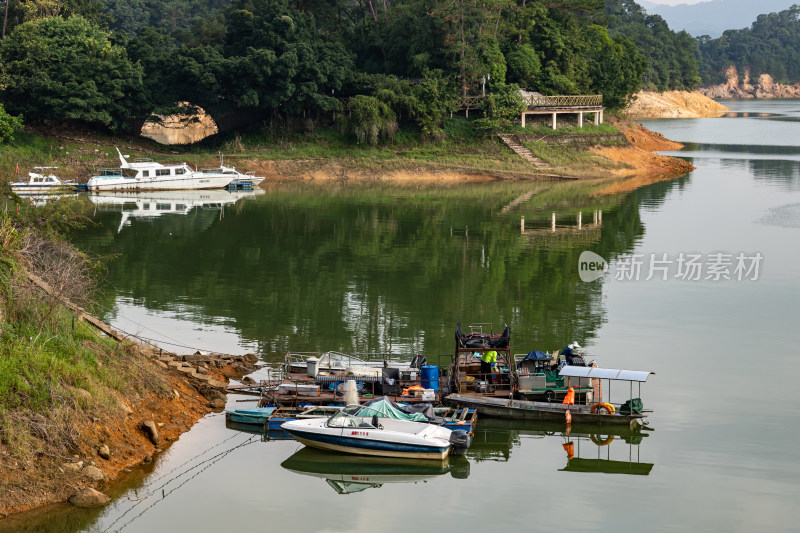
(590, 434), (615, 446)
(590, 402), (615, 414)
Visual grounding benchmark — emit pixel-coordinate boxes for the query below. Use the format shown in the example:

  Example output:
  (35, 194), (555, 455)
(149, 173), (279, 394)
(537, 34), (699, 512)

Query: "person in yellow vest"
(480, 350), (497, 377)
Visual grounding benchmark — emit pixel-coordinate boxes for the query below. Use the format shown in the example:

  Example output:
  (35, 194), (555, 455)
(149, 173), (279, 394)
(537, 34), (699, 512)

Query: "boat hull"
(86, 174), (232, 191)
(10, 184), (76, 193)
(446, 393), (645, 426)
(281, 417), (452, 460)
(285, 428), (450, 460)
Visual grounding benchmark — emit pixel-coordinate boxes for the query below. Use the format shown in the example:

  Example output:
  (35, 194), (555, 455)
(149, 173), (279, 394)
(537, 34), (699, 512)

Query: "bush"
(0, 105), (23, 144)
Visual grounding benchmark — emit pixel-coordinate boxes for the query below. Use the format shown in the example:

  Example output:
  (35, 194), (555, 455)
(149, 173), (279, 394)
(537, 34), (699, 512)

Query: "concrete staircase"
(498, 134), (549, 168)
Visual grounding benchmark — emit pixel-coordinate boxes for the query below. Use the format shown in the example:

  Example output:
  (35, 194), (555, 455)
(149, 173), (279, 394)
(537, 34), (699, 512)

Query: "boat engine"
(449, 430), (472, 455)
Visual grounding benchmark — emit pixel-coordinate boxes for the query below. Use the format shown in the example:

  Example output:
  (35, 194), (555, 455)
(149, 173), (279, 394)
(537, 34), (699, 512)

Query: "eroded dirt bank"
(0, 341), (256, 518)
(625, 90), (730, 118)
(225, 123), (693, 187)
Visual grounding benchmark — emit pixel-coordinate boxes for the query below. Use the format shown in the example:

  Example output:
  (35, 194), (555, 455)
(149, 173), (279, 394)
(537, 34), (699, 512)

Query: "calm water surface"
(6, 99), (800, 532)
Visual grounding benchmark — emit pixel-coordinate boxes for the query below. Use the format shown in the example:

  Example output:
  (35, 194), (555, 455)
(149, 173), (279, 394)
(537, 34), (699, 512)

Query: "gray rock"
(98, 444), (110, 460)
(242, 376), (256, 384)
(184, 353), (212, 363)
(140, 419), (160, 445)
(196, 366), (208, 375)
(243, 353), (259, 364)
(142, 455), (153, 464)
(69, 487), (110, 507)
(63, 461), (83, 472)
(82, 465), (105, 482)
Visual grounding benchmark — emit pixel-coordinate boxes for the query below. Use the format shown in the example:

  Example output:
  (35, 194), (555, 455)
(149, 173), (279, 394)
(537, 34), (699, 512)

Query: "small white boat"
(281, 404), (469, 460)
(9, 167), (77, 193)
(86, 148), (234, 191)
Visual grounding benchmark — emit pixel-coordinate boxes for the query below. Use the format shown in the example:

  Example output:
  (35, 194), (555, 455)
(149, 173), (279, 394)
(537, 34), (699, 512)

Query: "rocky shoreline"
(699, 66), (800, 99)
(0, 344), (257, 517)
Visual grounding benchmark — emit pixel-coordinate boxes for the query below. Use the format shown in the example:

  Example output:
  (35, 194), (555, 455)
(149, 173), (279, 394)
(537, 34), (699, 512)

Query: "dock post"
(551, 112), (557, 130)
(594, 111), (600, 126)
(521, 112), (526, 128)
(577, 212), (582, 229)
(578, 112), (583, 128)
(520, 216), (525, 233)
(551, 212), (556, 231)
(598, 210), (602, 224)
(593, 210), (598, 225)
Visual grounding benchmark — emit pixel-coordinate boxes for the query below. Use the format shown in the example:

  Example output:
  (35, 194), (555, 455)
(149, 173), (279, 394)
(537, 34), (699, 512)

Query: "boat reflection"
(469, 419), (653, 475)
(281, 447), (469, 494)
(87, 189), (264, 233)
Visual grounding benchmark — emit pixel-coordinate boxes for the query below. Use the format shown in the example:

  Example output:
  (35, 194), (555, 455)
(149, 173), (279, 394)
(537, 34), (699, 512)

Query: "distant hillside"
(640, 0), (796, 37)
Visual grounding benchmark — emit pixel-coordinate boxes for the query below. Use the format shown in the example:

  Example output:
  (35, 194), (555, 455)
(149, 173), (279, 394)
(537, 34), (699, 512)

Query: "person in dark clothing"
(559, 342), (582, 365)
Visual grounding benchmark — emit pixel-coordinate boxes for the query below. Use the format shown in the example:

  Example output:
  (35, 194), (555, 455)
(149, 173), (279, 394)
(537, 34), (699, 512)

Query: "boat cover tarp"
(522, 351), (551, 362)
(361, 397), (431, 422)
(559, 366), (652, 382)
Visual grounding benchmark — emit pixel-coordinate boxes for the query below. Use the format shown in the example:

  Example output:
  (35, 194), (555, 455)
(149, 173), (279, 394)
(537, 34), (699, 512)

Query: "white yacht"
(9, 167), (77, 193)
(204, 155), (265, 186)
(86, 148), (234, 191)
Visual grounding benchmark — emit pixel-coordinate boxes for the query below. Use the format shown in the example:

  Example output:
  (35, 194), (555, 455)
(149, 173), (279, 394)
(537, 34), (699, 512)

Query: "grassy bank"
(2, 117), (637, 182)
(0, 204), (226, 516)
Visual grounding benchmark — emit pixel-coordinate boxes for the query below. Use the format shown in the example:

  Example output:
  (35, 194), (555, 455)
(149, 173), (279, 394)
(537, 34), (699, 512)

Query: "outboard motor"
(448, 430), (472, 455)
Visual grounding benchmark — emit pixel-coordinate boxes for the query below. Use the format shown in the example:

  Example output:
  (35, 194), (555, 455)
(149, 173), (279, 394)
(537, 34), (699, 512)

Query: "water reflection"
(88, 189), (265, 233)
(469, 419), (653, 475)
(71, 179), (681, 362)
(280, 447), (462, 494)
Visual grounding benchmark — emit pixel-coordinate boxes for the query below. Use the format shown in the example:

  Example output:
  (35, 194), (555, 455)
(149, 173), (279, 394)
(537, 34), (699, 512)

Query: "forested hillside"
(696, 5), (800, 84)
(0, 0), (708, 141)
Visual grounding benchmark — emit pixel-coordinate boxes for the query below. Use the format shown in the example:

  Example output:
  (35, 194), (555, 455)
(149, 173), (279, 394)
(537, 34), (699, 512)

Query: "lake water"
(5, 99), (800, 532)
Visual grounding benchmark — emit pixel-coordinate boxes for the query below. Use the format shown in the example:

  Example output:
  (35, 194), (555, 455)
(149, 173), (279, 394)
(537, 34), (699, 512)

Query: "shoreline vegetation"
(0, 199), (258, 517)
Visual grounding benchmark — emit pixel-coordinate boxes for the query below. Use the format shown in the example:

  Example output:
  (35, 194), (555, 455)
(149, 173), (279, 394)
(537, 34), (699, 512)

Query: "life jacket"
(562, 387), (575, 405)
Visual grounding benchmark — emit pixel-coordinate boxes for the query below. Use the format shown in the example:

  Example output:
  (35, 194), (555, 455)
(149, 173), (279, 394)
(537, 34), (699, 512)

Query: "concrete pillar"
(552, 112), (557, 130)
(598, 210), (602, 224)
(594, 111), (599, 126)
(577, 212), (582, 229)
(578, 112), (583, 128)
(551, 212), (556, 232)
(520, 216), (525, 233)
(600, 110), (604, 124)
(466, 107), (469, 118)
(593, 210), (598, 225)
(521, 112), (526, 128)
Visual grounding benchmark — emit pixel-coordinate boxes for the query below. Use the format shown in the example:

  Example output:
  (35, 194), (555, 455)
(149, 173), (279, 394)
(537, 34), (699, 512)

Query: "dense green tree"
(697, 5), (800, 84)
(605, 0), (701, 91)
(0, 104), (22, 143)
(0, 16), (143, 130)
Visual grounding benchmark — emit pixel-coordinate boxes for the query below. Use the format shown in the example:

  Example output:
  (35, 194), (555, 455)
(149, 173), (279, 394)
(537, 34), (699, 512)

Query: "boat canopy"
(348, 399), (429, 422)
(559, 366), (653, 382)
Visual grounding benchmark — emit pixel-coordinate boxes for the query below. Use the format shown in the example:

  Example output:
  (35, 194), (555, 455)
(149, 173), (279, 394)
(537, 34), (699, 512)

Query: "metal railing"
(525, 94), (603, 108)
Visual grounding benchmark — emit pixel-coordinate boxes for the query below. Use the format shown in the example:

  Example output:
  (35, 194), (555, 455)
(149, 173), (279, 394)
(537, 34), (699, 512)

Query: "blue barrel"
(420, 365), (439, 391)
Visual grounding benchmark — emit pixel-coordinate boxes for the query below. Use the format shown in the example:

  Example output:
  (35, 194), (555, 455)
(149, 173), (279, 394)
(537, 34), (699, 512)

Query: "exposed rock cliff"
(699, 66), (800, 99)
(625, 90), (730, 118)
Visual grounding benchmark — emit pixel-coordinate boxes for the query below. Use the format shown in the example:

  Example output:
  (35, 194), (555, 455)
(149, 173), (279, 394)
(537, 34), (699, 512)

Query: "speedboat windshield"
(326, 411), (374, 428)
(342, 405), (382, 418)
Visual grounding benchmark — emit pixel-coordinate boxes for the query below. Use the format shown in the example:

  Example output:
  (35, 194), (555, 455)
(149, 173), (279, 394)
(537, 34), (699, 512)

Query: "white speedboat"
(205, 156), (265, 186)
(281, 405), (469, 460)
(86, 148), (234, 191)
(9, 167), (77, 193)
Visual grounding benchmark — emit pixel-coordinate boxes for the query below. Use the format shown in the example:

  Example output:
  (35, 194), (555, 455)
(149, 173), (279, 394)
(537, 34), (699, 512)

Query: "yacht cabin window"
(156, 169), (170, 177)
